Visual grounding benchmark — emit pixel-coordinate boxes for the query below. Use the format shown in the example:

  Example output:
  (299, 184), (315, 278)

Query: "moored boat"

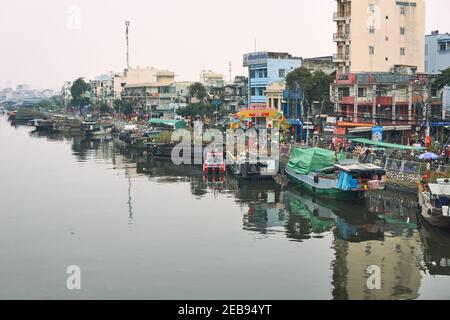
(80, 120), (114, 137)
(203, 151), (226, 174)
(285, 147), (386, 201)
(30, 119), (58, 132)
(418, 179), (450, 230)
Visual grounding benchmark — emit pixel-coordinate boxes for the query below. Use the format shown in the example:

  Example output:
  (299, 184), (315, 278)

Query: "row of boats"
(3, 108), (449, 231)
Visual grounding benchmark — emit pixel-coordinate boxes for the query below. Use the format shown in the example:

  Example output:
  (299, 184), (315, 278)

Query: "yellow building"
(266, 82), (285, 112)
(332, 231), (423, 300)
(334, 0), (425, 74)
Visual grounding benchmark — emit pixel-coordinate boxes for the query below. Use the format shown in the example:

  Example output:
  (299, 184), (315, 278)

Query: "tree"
(70, 78), (90, 107)
(434, 67), (450, 89)
(189, 82), (207, 101)
(177, 102), (216, 121)
(285, 67), (334, 113)
(92, 100), (110, 114)
(113, 99), (134, 116)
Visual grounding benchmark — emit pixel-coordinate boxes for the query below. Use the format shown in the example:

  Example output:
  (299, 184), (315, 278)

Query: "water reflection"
(14, 123), (450, 299)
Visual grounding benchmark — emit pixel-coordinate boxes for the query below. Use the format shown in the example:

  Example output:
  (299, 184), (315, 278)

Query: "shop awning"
(348, 138), (425, 151)
(348, 125), (412, 134)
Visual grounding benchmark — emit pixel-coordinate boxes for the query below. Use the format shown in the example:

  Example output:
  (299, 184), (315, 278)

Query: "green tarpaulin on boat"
(288, 147), (343, 175)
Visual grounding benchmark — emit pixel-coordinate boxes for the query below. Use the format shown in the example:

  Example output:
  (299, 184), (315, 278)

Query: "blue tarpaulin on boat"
(337, 172), (353, 191)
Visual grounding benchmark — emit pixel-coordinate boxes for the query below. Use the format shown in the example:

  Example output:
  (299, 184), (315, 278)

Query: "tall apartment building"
(333, 0), (425, 74)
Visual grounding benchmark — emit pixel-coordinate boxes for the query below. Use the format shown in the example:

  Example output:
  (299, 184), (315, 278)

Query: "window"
(440, 43), (447, 51)
(279, 69), (286, 77)
(369, 4), (375, 13)
(400, 27), (405, 35)
(369, 46), (375, 55)
(250, 70), (256, 79)
(400, 7), (406, 15)
(345, 66), (350, 74)
(385, 57), (389, 61)
(345, 23), (350, 34)
(369, 25), (375, 34)
(345, 45), (350, 55)
(400, 48), (406, 56)
(431, 88), (438, 98)
(251, 88), (256, 96)
(358, 88), (367, 97)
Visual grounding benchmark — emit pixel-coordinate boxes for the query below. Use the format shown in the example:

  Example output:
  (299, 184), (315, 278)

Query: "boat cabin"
(423, 182), (450, 216)
(334, 162), (386, 191)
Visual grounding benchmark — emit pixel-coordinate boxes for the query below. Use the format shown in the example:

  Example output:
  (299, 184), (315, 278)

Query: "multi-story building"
(333, 0), (425, 74)
(266, 82), (285, 112)
(89, 74), (115, 108)
(331, 68), (439, 144)
(222, 76), (248, 114)
(304, 56), (336, 75)
(425, 31), (450, 74)
(243, 51), (302, 107)
(121, 68), (177, 117)
(200, 70), (224, 87)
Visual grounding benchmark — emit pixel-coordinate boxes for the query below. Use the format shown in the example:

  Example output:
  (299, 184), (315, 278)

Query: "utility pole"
(125, 21), (130, 69)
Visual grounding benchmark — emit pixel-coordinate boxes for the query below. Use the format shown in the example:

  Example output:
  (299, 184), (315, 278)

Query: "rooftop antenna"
(125, 21), (130, 69)
(229, 61), (232, 82)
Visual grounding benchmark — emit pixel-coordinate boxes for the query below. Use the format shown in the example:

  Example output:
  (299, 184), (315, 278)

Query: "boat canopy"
(349, 138), (425, 151)
(334, 163), (385, 175)
(148, 118), (187, 130)
(428, 184), (450, 197)
(287, 147), (344, 175)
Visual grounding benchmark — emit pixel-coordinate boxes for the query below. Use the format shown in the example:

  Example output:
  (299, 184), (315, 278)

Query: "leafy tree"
(189, 82), (207, 101)
(70, 78), (90, 107)
(434, 67), (450, 89)
(286, 67), (334, 113)
(177, 102), (216, 121)
(92, 100), (110, 114)
(113, 99), (134, 116)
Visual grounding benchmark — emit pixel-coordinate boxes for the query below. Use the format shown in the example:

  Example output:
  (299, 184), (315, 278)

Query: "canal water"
(1, 114), (450, 300)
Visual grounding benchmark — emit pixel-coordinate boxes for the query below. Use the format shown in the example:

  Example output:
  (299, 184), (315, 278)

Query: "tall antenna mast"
(125, 21), (130, 69)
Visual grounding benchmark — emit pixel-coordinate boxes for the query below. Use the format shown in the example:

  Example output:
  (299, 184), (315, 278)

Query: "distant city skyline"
(1, 0), (449, 89)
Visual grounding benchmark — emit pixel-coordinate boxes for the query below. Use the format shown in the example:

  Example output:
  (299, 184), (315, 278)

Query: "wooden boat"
(30, 119), (58, 132)
(285, 147), (386, 201)
(80, 120), (114, 137)
(418, 179), (450, 230)
(227, 150), (279, 179)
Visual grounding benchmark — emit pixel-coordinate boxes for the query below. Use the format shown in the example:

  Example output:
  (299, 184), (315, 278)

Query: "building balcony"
(341, 96), (355, 104)
(333, 33), (350, 42)
(376, 96), (393, 105)
(333, 12), (350, 21)
(333, 53), (349, 63)
(335, 73), (356, 84)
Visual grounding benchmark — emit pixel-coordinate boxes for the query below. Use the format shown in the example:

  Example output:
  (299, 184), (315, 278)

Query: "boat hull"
(285, 167), (362, 201)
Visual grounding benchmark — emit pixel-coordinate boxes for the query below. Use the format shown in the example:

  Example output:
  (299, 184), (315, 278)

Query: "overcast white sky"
(0, 0), (449, 89)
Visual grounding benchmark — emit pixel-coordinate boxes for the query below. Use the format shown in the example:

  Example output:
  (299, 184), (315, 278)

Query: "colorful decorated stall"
(230, 108), (289, 130)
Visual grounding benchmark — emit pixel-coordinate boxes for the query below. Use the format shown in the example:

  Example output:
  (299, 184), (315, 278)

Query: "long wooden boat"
(285, 147), (386, 201)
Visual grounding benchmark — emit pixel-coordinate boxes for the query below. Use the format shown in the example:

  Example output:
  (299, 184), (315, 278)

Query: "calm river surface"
(1, 114), (450, 300)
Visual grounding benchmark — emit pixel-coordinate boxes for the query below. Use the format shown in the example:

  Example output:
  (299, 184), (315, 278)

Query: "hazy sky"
(1, 0), (449, 89)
